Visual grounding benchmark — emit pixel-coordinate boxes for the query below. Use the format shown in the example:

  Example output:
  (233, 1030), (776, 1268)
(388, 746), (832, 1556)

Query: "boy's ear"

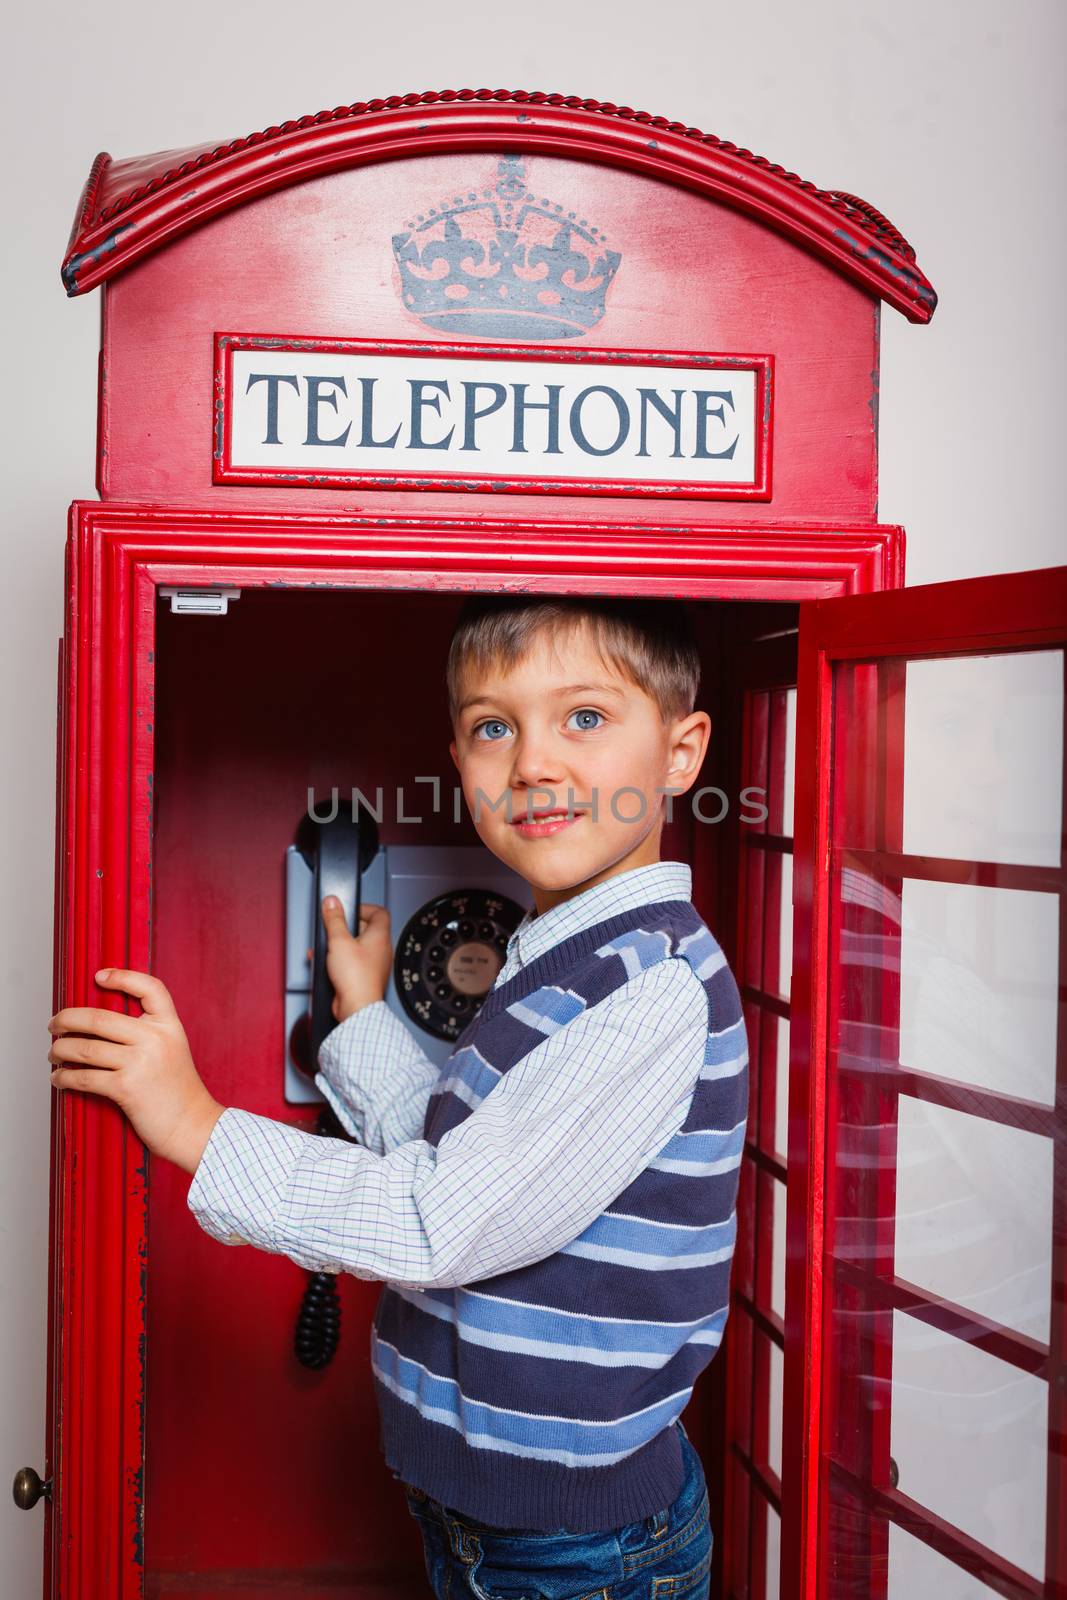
(448, 738), (459, 771)
(666, 710), (712, 791)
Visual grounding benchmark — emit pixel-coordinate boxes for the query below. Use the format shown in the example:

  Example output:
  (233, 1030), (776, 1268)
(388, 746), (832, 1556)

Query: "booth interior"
(144, 583), (796, 1595)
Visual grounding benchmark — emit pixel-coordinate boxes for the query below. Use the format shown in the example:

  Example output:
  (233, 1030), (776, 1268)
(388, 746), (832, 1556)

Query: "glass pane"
(771, 1177), (786, 1321)
(747, 690), (770, 838)
(768, 1337), (784, 1481)
(889, 1311), (1047, 1579)
(902, 651), (1063, 867)
(743, 1002), (762, 1148)
(766, 1505), (781, 1600)
(736, 1160), (756, 1303)
(895, 1096), (1053, 1343)
(783, 686), (796, 837)
(899, 877), (1059, 1105)
(824, 642), (1061, 1594)
(774, 1016), (789, 1161)
(888, 1523), (999, 1600)
(778, 850), (793, 1000)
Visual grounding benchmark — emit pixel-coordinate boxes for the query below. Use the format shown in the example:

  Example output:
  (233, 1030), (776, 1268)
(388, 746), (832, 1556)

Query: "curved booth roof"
(61, 88), (936, 321)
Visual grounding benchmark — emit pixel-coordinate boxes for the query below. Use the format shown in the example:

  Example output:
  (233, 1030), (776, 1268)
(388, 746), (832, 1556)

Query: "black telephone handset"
(290, 799), (380, 1370)
(296, 799), (381, 1066)
(289, 800), (381, 1087)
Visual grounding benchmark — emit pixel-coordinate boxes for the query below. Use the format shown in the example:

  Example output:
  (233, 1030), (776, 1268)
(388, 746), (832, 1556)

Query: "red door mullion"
(759, 690), (792, 1590)
(750, 1476), (769, 1600)
(819, 658), (865, 1599)
(1043, 650), (1067, 1597)
(723, 637), (797, 1598)
(833, 1258), (1048, 1376)
(830, 846), (1059, 896)
(822, 657), (905, 1599)
(729, 1200), (757, 1597)
(723, 686), (766, 1600)
(753, 684), (781, 1596)
(753, 1172), (775, 1416)
(867, 657), (906, 1589)
(783, 624), (833, 1600)
(761, 690), (789, 1170)
(726, 666), (799, 1598)
(828, 1460), (1043, 1600)
(848, 1056), (1056, 1134)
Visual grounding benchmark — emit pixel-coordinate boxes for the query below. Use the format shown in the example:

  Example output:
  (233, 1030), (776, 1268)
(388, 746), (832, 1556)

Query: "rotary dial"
(392, 888), (526, 1041)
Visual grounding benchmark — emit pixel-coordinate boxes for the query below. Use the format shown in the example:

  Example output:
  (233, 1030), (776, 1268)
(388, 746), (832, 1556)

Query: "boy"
(47, 594), (748, 1598)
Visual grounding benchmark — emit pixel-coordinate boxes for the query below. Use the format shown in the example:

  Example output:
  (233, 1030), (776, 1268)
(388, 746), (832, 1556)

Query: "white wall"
(3, 1), (1063, 1592)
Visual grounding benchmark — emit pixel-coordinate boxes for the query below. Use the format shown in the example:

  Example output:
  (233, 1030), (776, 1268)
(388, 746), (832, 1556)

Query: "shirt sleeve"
(313, 1000), (440, 1155)
(185, 956), (711, 1289)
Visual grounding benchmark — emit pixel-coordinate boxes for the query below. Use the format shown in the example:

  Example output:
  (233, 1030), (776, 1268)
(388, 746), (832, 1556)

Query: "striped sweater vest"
(370, 894), (749, 1533)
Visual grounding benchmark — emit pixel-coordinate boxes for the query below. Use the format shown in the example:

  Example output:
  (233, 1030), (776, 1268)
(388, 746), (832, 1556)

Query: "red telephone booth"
(23, 90), (1065, 1599)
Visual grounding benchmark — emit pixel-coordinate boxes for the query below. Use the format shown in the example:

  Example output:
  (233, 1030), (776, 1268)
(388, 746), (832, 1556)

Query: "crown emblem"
(392, 157), (622, 340)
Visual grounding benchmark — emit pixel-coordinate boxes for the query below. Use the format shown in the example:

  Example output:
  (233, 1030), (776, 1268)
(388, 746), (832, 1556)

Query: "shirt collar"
(506, 860), (693, 971)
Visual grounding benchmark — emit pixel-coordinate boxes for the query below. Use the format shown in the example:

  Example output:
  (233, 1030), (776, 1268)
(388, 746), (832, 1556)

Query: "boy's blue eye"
(472, 710), (603, 740)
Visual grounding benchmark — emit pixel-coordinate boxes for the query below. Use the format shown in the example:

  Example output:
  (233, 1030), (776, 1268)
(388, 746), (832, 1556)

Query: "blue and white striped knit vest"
(370, 894), (748, 1533)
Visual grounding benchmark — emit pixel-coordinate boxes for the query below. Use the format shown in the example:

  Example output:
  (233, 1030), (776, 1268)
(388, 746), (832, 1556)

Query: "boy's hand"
(47, 971), (225, 1176)
(319, 897), (393, 1022)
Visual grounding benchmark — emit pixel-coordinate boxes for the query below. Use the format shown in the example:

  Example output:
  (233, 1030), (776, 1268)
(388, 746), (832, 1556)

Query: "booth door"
(784, 565), (1066, 1600)
(720, 615), (798, 1600)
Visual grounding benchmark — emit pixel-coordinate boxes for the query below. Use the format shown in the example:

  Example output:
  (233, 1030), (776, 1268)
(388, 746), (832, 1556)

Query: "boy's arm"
(186, 957), (748, 1288)
(313, 1001), (440, 1154)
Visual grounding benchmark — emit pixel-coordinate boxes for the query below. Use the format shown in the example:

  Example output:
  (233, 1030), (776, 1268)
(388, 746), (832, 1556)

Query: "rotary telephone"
(285, 801), (527, 1368)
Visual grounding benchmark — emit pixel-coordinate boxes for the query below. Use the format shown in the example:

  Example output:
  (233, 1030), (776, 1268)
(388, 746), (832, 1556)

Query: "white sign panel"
(215, 336), (771, 500)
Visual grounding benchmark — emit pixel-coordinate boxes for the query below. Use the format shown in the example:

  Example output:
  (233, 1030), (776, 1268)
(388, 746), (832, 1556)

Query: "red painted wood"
(57, 506), (906, 596)
(846, 1061), (1057, 1139)
(782, 622), (831, 1600)
(144, 1584), (422, 1599)
(47, 92), (944, 1600)
(733, 684), (768, 1599)
(45, 505), (898, 1598)
(838, 845), (1061, 896)
(786, 564), (1067, 1600)
(47, 508), (150, 1595)
(798, 569), (1067, 652)
(834, 1261), (1049, 1378)
(828, 654), (901, 1600)
(61, 95), (936, 321)
(43, 637), (65, 1600)
(97, 151), (884, 521)
(721, 621), (798, 1598)
(828, 1463), (1042, 1600)
(1050, 654), (1067, 1600)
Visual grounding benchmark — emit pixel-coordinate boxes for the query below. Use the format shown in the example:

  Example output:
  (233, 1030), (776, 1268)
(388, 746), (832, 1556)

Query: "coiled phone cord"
(293, 1102), (354, 1370)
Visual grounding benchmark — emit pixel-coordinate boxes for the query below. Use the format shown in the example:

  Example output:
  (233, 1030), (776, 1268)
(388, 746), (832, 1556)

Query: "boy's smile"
(449, 621), (710, 915)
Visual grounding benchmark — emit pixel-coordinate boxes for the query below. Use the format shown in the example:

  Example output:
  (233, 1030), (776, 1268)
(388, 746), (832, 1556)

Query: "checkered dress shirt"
(186, 859), (711, 1289)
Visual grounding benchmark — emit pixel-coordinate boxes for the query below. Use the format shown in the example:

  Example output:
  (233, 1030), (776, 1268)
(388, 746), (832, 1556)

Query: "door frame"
(786, 564), (1067, 1600)
(47, 500), (901, 1598)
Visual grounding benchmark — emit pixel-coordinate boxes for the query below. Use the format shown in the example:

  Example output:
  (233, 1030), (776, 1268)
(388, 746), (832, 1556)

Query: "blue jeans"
(401, 1421), (712, 1599)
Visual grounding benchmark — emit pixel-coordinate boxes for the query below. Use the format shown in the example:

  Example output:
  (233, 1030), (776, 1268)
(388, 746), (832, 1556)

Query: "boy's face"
(449, 623), (710, 912)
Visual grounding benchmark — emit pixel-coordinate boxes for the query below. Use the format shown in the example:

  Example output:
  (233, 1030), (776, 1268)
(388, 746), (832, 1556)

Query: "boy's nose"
(509, 771), (571, 806)
(508, 743), (566, 789)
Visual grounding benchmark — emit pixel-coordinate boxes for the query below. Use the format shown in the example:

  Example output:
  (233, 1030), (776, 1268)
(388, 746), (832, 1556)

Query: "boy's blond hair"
(446, 594), (701, 727)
